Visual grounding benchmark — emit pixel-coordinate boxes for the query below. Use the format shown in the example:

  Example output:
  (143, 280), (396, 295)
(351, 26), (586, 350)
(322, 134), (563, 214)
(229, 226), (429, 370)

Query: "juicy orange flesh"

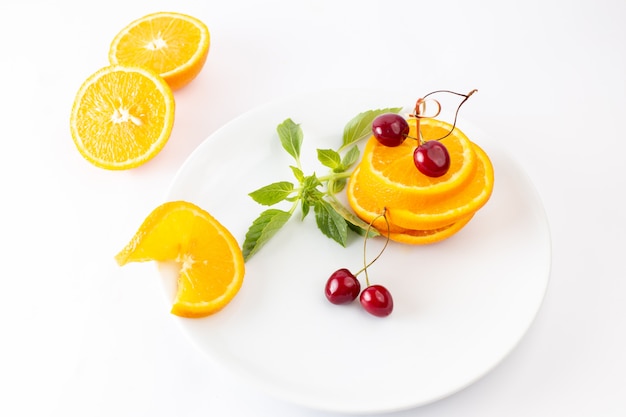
(115, 201), (245, 317)
(345, 169), (408, 232)
(117, 205), (234, 262)
(176, 259), (236, 305)
(73, 70), (170, 163)
(112, 16), (204, 75)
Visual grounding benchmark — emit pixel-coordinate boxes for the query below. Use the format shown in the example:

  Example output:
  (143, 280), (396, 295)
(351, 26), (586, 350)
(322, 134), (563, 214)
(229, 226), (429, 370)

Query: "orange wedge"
(70, 65), (175, 170)
(363, 118), (476, 197)
(115, 201), (245, 318)
(109, 12), (210, 91)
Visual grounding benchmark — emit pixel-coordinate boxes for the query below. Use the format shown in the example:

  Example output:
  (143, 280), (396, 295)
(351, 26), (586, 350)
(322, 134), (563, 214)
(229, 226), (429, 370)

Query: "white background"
(1, 0), (625, 416)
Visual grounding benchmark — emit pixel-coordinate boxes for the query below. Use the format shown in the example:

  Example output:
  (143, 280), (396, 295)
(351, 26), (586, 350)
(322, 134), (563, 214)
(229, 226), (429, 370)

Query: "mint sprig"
(242, 109), (401, 261)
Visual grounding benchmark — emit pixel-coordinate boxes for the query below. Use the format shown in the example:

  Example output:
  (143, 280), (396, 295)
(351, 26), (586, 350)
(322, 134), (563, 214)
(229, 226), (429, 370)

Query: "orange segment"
(115, 201), (245, 318)
(363, 118), (476, 196)
(109, 12), (210, 90)
(70, 65), (175, 170)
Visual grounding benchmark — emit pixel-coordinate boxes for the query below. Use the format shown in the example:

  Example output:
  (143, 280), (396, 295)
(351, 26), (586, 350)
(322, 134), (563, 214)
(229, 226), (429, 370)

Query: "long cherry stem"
(410, 89), (477, 142)
(354, 208), (390, 287)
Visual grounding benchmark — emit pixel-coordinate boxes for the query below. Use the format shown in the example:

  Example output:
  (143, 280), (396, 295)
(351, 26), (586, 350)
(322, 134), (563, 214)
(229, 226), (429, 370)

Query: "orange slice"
(70, 65), (175, 170)
(345, 166), (408, 233)
(363, 118), (476, 197)
(109, 11), (210, 91)
(115, 201), (245, 318)
(384, 214), (474, 245)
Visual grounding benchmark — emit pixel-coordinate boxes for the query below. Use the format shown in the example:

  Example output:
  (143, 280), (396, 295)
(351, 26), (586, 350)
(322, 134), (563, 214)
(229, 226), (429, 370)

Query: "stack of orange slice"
(347, 117), (494, 244)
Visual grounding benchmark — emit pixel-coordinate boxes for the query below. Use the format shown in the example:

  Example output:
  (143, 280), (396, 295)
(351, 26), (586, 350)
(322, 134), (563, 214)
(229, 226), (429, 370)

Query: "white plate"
(161, 88), (551, 414)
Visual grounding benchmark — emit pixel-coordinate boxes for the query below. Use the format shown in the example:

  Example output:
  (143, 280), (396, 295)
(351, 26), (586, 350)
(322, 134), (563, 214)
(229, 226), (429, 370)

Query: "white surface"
(161, 89), (551, 414)
(1, 1), (625, 416)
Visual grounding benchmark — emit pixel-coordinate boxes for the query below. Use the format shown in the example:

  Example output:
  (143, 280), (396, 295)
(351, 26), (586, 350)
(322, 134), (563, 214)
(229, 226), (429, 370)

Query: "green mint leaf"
(341, 107), (403, 150)
(277, 118), (303, 161)
(301, 199), (311, 218)
(302, 173), (322, 190)
(290, 165), (305, 183)
(347, 222), (379, 238)
(326, 197), (379, 237)
(341, 145), (360, 169)
(317, 148), (342, 170)
(328, 178), (346, 194)
(249, 181), (294, 206)
(314, 199), (348, 247)
(242, 209), (292, 261)
(300, 174), (323, 219)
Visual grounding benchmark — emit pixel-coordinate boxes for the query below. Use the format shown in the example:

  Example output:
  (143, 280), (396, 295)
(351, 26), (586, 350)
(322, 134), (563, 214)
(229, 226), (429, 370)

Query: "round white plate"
(161, 88), (551, 414)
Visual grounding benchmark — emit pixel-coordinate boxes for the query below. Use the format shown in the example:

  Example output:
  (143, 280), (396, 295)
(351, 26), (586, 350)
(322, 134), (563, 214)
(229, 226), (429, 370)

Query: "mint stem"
(317, 171), (352, 183)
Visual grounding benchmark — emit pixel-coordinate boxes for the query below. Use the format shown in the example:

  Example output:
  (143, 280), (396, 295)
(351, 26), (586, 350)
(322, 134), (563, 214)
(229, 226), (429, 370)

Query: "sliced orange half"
(362, 118), (477, 197)
(70, 65), (175, 170)
(109, 11), (210, 91)
(115, 201), (245, 318)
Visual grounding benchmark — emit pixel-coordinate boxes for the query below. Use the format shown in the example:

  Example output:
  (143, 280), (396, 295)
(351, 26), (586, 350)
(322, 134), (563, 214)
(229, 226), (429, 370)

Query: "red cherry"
(325, 268), (361, 304)
(359, 285), (393, 317)
(372, 113), (409, 147)
(413, 141), (450, 177)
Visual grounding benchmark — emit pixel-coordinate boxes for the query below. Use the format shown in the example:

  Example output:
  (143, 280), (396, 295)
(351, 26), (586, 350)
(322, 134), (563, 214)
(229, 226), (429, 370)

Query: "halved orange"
(70, 65), (175, 170)
(362, 118), (476, 197)
(109, 12), (210, 91)
(115, 201), (245, 318)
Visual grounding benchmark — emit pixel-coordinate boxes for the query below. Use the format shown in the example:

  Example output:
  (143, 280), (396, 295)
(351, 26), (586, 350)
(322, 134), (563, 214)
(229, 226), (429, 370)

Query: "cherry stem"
(354, 208), (390, 287)
(414, 99), (423, 145)
(409, 89), (477, 142)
